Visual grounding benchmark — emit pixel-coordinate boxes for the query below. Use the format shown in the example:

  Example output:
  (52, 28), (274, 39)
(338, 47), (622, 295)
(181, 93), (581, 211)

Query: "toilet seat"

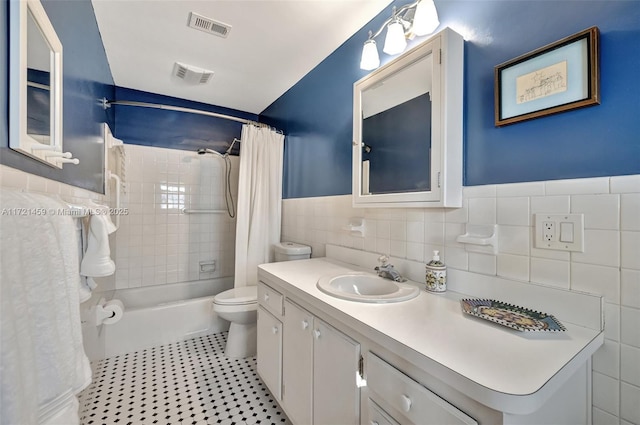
(213, 286), (257, 306)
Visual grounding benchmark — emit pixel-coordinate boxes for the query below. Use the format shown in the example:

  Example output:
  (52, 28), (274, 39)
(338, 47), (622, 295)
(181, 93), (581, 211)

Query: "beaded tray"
(460, 298), (566, 332)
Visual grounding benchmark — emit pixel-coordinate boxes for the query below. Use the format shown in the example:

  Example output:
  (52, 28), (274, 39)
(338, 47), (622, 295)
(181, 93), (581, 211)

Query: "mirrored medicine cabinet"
(9, 0), (65, 168)
(352, 27), (463, 208)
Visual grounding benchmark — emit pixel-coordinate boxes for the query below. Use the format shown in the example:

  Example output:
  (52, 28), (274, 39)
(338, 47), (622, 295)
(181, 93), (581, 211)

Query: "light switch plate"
(534, 213), (584, 252)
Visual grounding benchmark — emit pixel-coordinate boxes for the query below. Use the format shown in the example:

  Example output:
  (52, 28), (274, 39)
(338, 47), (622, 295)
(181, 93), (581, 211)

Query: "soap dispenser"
(425, 250), (446, 293)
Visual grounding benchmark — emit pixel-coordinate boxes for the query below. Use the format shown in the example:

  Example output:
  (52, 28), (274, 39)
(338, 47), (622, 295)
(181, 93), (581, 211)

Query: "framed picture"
(494, 27), (600, 126)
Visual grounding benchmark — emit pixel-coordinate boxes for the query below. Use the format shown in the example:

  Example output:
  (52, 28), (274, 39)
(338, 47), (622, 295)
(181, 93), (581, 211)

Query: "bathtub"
(103, 277), (233, 358)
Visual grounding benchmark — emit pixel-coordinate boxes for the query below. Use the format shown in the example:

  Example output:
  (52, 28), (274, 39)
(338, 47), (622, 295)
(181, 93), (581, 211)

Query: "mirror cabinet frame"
(9, 0), (64, 168)
(352, 27), (463, 208)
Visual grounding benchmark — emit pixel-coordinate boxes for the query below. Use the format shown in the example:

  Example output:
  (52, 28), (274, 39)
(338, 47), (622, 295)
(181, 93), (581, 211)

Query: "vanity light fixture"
(412, 0), (440, 36)
(360, 0), (440, 70)
(360, 36), (380, 70)
(383, 17), (407, 55)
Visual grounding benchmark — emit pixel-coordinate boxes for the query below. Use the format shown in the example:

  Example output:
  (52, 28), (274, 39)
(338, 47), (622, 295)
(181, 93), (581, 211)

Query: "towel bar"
(66, 203), (90, 217)
(182, 209), (226, 214)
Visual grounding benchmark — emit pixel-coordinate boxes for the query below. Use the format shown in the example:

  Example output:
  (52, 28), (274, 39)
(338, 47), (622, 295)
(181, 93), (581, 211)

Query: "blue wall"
(113, 87), (257, 155)
(4, 1), (638, 196)
(261, 0), (640, 199)
(1, 0), (115, 193)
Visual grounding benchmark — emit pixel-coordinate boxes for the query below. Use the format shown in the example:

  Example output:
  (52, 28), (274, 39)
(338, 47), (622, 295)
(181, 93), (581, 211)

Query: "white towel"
(80, 214), (116, 277)
(0, 189), (92, 425)
(78, 277), (97, 303)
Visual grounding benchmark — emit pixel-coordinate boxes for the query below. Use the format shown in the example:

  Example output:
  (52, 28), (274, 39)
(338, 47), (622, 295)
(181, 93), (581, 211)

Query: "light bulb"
(360, 39), (380, 70)
(412, 0), (440, 36)
(383, 19), (407, 55)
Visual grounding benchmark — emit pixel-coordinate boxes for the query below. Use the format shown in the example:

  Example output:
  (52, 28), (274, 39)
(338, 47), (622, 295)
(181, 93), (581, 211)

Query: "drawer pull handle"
(272, 326), (279, 334)
(302, 320), (309, 330)
(264, 293), (270, 301)
(401, 394), (412, 412)
(313, 329), (321, 339)
(371, 422), (379, 425)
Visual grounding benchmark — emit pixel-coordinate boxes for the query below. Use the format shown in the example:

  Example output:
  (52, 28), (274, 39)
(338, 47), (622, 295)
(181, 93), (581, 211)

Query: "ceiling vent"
(188, 12), (231, 38)
(173, 62), (214, 85)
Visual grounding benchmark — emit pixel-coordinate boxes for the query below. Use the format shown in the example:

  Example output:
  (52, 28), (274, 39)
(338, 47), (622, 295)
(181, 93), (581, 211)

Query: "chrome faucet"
(374, 255), (406, 282)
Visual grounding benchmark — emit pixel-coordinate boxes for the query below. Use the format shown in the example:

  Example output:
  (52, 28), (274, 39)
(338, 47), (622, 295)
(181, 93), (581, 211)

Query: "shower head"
(224, 138), (240, 156)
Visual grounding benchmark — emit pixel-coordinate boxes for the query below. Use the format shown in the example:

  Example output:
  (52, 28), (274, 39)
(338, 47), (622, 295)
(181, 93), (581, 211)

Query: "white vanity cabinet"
(281, 299), (361, 425)
(281, 299), (314, 424)
(256, 306), (282, 400)
(365, 352), (477, 425)
(258, 285), (478, 425)
(256, 282), (285, 400)
(257, 254), (603, 425)
(257, 286), (362, 425)
(309, 312), (361, 425)
(368, 399), (400, 425)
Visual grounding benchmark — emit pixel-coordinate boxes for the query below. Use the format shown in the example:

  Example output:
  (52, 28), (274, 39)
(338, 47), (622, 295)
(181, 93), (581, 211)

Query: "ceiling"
(91, 0), (393, 115)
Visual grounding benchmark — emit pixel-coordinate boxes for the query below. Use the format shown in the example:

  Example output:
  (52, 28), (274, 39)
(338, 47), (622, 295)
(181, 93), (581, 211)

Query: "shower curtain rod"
(99, 98), (281, 133)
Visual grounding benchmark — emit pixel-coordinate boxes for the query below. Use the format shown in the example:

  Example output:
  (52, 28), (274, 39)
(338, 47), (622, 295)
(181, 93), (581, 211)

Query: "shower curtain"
(234, 124), (284, 287)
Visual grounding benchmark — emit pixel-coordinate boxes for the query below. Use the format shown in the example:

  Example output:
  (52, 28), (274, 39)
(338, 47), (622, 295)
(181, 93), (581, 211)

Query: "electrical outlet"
(543, 221), (555, 242)
(534, 214), (584, 252)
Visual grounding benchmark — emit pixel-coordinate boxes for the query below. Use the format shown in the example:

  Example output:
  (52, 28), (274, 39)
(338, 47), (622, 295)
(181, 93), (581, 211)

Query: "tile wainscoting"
(281, 175), (640, 425)
(114, 145), (238, 289)
(0, 163), (107, 209)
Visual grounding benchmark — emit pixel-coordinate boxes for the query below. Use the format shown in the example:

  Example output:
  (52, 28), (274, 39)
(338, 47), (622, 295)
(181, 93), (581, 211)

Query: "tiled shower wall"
(281, 174), (640, 425)
(115, 145), (238, 289)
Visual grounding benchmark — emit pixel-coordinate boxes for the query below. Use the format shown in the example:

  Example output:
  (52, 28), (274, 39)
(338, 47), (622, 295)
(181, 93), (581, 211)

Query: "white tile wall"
(593, 372), (620, 417)
(281, 175), (640, 423)
(621, 382), (640, 424)
(0, 164), (106, 205)
(114, 145), (238, 289)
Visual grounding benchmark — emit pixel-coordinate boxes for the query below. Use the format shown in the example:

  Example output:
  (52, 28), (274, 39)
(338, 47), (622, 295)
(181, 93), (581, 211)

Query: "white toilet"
(213, 242), (311, 358)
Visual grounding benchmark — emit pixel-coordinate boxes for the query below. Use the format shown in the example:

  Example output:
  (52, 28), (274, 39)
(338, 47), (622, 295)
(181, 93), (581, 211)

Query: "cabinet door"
(257, 306), (282, 400)
(282, 300), (314, 425)
(313, 319), (361, 425)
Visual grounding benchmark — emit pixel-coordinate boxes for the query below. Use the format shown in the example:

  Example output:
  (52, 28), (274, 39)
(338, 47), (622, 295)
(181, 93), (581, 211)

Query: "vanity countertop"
(258, 257), (604, 415)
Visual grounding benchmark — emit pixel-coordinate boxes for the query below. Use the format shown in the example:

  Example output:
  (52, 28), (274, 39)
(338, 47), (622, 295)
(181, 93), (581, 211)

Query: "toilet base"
(225, 322), (257, 358)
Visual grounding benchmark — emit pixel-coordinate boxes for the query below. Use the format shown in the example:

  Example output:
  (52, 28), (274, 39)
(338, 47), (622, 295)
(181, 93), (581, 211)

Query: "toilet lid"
(213, 286), (257, 305)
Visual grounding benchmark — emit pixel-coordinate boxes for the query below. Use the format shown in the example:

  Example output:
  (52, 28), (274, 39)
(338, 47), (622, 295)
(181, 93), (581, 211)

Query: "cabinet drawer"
(368, 399), (399, 425)
(257, 281), (284, 318)
(367, 352), (477, 425)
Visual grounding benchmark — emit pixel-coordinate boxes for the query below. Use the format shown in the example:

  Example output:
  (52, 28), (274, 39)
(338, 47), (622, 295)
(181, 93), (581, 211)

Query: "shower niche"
(352, 27), (463, 208)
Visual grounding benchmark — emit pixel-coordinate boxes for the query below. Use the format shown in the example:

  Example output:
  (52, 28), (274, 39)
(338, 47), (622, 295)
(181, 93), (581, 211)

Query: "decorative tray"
(460, 299), (566, 332)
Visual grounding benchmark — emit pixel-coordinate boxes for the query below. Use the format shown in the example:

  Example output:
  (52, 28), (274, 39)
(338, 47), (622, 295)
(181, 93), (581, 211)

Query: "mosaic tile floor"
(78, 333), (291, 425)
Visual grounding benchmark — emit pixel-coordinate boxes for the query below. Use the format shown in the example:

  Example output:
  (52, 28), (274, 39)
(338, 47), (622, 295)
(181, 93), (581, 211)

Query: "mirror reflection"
(360, 53), (433, 196)
(27, 8), (52, 145)
(10, 0), (65, 167)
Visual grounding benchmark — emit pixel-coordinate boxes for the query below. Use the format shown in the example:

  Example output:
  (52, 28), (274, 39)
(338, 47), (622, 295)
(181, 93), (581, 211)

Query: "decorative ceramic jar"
(425, 250), (447, 293)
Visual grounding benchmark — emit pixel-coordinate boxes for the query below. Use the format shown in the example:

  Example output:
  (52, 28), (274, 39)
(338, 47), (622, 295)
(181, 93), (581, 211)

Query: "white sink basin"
(316, 272), (420, 303)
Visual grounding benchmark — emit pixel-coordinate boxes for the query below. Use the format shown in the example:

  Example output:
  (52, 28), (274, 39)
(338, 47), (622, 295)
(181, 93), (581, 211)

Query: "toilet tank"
(274, 242), (311, 262)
